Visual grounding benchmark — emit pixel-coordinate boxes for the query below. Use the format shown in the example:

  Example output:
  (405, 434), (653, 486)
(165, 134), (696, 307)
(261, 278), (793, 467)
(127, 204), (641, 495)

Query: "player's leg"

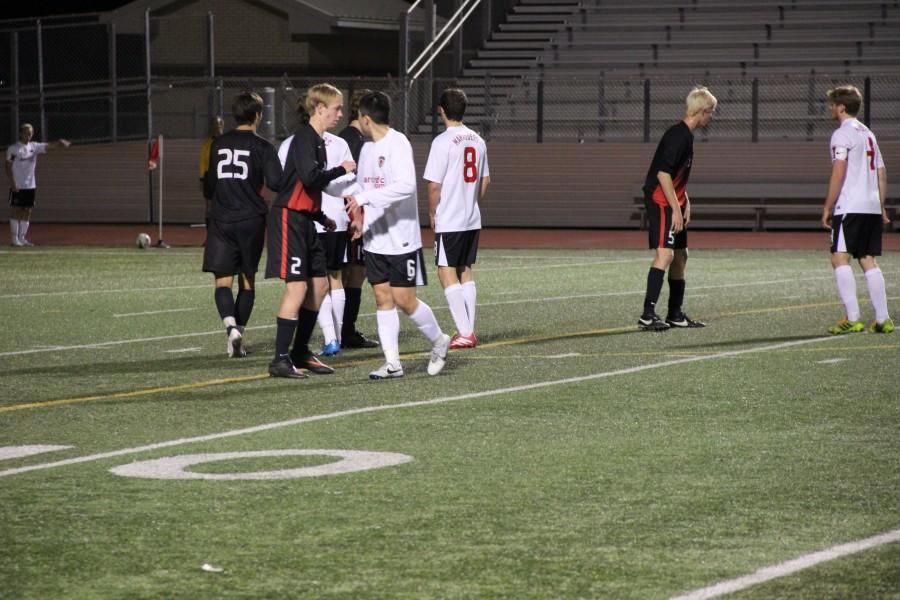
(368, 279), (404, 379)
(858, 218), (892, 332)
(392, 251), (449, 376)
(665, 239), (704, 328)
(436, 232), (475, 348)
(317, 270), (344, 355)
(289, 237), (335, 374)
(231, 215), (265, 355)
(639, 201), (674, 330)
(341, 239), (378, 348)
(828, 215), (865, 334)
(18, 203), (34, 245)
(458, 230), (480, 344)
(9, 202), (21, 246)
(270, 281), (310, 377)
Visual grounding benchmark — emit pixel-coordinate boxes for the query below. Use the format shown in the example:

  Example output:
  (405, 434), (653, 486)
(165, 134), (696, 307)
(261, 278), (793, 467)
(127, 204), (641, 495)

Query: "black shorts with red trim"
(434, 229), (480, 268)
(346, 236), (366, 266)
(9, 188), (36, 208)
(318, 231), (349, 272)
(366, 249), (427, 288)
(202, 215), (266, 276)
(645, 198), (687, 250)
(265, 207), (327, 282)
(830, 213), (882, 258)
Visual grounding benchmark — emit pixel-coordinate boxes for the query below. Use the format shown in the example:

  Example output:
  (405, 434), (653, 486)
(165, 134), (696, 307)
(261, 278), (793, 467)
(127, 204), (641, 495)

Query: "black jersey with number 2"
(204, 130), (283, 222)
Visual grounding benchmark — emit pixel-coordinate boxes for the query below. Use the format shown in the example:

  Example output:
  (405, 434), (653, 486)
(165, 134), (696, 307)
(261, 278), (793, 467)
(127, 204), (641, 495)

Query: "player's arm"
(203, 141), (218, 200)
(47, 139), (71, 150)
(479, 175), (491, 202)
(4, 154), (15, 192)
(821, 158), (848, 230)
(877, 166), (888, 224)
(427, 181), (441, 229)
(293, 130), (353, 190)
(262, 145), (285, 193)
(348, 142), (416, 212)
(656, 171), (684, 233)
(683, 191), (691, 226)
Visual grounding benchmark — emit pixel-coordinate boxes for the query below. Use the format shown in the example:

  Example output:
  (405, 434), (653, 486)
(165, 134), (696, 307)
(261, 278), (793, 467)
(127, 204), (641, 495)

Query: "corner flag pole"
(156, 134), (169, 248)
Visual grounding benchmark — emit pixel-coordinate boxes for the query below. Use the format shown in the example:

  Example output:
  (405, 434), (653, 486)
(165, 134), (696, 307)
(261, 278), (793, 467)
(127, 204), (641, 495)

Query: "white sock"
(409, 299), (443, 344)
(376, 308), (400, 361)
(444, 283), (472, 336)
(330, 288), (346, 343)
(19, 220), (29, 241)
(318, 293), (336, 344)
(9, 219), (19, 243)
(462, 281), (477, 329)
(223, 316), (237, 330)
(864, 267), (890, 323)
(834, 265), (860, 321)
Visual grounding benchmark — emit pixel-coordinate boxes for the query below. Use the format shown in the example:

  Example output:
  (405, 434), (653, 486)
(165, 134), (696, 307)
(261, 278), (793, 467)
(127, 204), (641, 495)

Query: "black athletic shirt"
(204, 130), (283, 222)
(338, 125), (365, 163)
(642, 121), (693, 207)
(273, 124), (347, 213)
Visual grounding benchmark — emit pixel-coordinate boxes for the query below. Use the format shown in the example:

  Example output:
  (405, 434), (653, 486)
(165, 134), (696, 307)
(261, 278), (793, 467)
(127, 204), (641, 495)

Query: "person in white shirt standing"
(278, 102), (358, 357)
(424, 88), (490, 349)
(345, 91), (451, 379)
(5, 123), (70, 246)
(821, 85), (892, 334)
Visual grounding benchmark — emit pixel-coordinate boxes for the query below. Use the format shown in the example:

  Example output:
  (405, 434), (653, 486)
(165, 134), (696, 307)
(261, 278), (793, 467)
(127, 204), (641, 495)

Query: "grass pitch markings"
(0, 334), (845, 478)
(670, 528), (900, 600)
(113, 307), (202, 318)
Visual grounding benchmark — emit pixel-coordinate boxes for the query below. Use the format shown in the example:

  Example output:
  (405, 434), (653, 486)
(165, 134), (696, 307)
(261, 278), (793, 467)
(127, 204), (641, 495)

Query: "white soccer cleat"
(227, 327), (245, 358)
(427, 334), (451, 376)
(369, 362), (404, 380)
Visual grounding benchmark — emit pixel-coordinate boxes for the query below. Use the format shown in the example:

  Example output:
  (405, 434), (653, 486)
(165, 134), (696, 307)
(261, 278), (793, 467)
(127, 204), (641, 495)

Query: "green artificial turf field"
(1, 246), (898, 599)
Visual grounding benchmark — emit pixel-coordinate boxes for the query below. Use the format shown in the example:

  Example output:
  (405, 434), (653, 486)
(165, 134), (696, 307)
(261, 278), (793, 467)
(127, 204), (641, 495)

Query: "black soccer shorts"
(434, 230), (480, 268)
(366, 248), (427, 288)
(265, 208), (327, 282)
(202, 215), (266, 276)
(317, 231), (350, 272)
(830, 213), (883, 258)
(646, 198), (687, 250)
(9, 188), (36, 208)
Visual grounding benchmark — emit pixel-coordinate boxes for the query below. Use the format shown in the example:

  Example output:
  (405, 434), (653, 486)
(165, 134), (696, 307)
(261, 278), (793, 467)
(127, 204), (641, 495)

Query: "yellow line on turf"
(0, 298), (887, 413)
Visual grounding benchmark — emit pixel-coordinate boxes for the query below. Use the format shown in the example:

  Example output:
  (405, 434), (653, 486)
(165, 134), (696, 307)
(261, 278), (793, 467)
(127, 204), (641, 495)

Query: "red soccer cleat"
(449, 332), (477, 349)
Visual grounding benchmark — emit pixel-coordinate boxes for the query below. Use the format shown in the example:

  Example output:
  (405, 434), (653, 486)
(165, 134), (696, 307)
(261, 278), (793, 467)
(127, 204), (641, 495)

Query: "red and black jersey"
(338, 125), (365, 163)
(642, 121), (693, 207)
(273, 124), (347, 213)
(204, 130), (283, 222)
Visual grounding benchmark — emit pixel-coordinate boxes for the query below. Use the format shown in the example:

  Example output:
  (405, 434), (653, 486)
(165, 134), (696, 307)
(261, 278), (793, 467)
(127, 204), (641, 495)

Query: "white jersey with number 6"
(830, 117), (884, 216)
(423, 125), (489, 233)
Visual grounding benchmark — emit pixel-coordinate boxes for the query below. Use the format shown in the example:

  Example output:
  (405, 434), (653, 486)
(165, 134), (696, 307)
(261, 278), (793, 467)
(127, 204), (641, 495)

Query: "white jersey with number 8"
(423, 125), (490, 233)
(830, 117), (884, 216)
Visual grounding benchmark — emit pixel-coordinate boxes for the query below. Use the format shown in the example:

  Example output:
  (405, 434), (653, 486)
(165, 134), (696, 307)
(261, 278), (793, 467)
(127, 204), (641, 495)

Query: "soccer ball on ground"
(136, 233), (152, 249)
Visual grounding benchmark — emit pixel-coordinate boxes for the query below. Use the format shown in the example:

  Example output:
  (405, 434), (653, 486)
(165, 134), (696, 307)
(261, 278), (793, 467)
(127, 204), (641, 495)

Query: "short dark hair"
(358, 91), (391, 126)
(232, 91), (263, 125)
(348, 88), (372, 121)
(827, 85), (862, 117)
(439, 88), (467, 121)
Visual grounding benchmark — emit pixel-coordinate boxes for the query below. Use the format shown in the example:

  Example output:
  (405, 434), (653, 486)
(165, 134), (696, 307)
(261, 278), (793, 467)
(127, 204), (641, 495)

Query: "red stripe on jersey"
(280, 208), (289, 279)
(650, 172), (688, 207)
(286, 180), (321, 213)
(658, 204), (666, 248)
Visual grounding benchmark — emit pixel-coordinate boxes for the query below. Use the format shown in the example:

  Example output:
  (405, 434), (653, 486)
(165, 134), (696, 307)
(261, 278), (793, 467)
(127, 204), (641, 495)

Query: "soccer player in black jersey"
(266, 83), (356, 379)
(638, 86), (717, 331)
(202, 91), (283, 358)
(337, 89), (379, 349)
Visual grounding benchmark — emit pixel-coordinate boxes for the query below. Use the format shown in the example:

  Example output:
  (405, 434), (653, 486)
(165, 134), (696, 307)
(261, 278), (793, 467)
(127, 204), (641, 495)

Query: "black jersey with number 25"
(204, 130), (283, 222)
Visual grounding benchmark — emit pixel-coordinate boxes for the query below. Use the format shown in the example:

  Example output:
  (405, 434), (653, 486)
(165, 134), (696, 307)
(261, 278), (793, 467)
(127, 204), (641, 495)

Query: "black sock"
(235, 289), (255, 327)
(274, 317), (297, 361)
(214, 287), (235, 322)
(342, 287), (362, 337)
(643, 268), (666, 314)
(292, 307), (319, 357)
(667, 279), (686, 315)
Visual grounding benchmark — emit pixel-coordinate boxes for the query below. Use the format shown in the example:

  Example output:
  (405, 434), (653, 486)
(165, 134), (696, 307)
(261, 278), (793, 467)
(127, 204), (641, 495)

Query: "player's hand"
(683, 207), (691, 227)
(821, 209), (832, 230)
(60, 139), (71, 148)
(11, 185), (19, 193)
(671, 210), (684, 233)
(341, 160), (356, 173)
(882, 208), (891, 225)
(429, 215), (436, 230)
(324, 218), (336, 232)
(345, 196), (360, 214)
(349, 218), (363, 241)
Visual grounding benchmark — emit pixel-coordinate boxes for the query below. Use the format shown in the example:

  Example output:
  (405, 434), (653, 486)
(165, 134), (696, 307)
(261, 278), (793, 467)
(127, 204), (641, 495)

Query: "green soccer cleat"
(828, 318), (866, 335)
(868, 318), (895, 334)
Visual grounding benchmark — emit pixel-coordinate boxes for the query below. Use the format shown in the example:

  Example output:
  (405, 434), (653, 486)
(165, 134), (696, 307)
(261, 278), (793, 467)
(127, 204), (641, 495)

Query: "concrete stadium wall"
(23, 139), (900, 227)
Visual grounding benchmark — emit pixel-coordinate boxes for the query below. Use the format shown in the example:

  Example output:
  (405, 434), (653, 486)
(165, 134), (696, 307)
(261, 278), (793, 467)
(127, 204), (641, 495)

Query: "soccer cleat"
(828, 317), (866, 335)
(291, 351), (335, 374)
(341, 330), (379, 349)
(11, 239), (24, 247)
(369, 362), (404, 380)
(20, 239), (34, 246)
(268, 358), (309, 379)
(449, 332), (477, 349)
(320, 340), (341, 357)
(665, 312), (706, 328)
(427, 333), (451, 376)
(638, 313), (670, 331)
(868, 318), (895, 333)
(227, 327), (246, 358)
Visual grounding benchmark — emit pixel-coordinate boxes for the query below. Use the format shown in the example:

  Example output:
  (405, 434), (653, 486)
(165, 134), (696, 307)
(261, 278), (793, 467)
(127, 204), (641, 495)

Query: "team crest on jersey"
(378, 156), (385, 168)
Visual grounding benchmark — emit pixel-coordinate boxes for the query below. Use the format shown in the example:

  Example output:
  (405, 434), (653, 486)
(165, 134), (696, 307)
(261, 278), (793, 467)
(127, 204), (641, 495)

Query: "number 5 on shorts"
(667, 229), (675, 246)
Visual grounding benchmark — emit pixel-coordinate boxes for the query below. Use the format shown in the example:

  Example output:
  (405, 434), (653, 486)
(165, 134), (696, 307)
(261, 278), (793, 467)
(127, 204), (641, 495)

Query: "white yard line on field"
(114, 308), (201, 318)
(669, 528), (900, 600)
(0, 335), (842, 479)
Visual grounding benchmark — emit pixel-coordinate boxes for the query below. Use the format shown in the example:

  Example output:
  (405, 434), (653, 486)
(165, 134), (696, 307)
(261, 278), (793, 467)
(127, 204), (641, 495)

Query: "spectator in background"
(199, 116), (225, 242)
(5, 123), (70, 247)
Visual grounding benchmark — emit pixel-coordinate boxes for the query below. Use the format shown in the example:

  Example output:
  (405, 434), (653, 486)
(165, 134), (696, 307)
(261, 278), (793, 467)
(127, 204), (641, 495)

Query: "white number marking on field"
(816, 358), (848, 365)
(109, 449), (413, 480)
(164, 347), (202, 354)
(0, 445), (73, 460)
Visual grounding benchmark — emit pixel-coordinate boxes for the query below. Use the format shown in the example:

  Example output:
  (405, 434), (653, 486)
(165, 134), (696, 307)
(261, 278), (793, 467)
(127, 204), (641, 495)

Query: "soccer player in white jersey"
(821, 85), (892, 334)
(278, 103), (358, 357)
(5, 123), (70, 246)
(345, 91), (451, 379)
(424, 89), (490, 350)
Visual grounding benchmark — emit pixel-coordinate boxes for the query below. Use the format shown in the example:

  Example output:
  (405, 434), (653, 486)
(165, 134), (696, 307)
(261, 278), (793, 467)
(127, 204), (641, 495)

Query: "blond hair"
(305, 83), (342, 115)
(827, 85), (862, 116)
(685, 86), (717, 117)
